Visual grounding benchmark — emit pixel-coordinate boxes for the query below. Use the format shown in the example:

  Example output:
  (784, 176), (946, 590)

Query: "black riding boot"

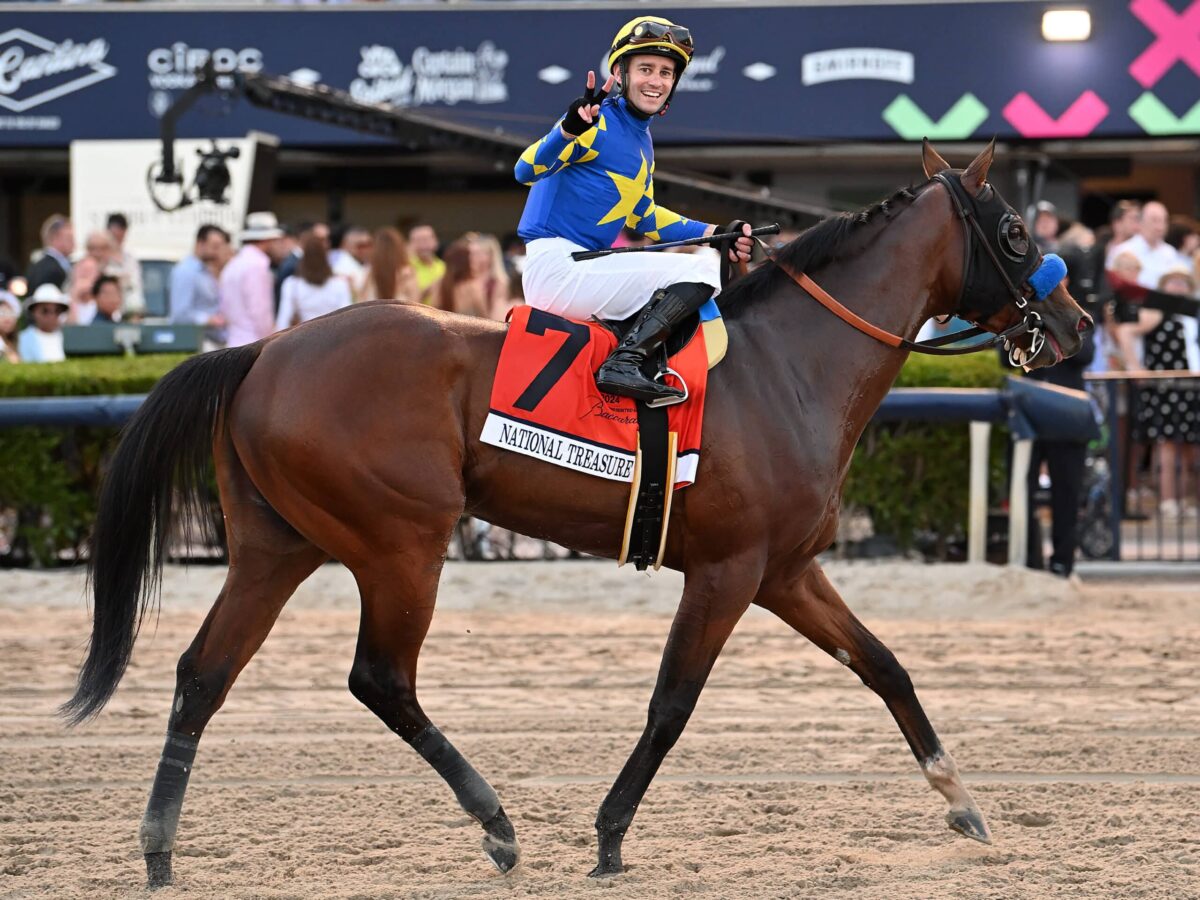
(595, 282), (715, 404)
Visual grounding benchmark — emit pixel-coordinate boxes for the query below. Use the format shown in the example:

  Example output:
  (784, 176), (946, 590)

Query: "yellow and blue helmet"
(608, 16), (694, 73)
(607, 16), (694, 113)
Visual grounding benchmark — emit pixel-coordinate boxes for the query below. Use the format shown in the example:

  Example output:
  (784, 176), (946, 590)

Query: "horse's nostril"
(1077, 315), (1094, 334)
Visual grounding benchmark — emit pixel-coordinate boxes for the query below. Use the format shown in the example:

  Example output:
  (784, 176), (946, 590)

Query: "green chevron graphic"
(882, 93), (989, 141)
(1129, 92), (1200, 136)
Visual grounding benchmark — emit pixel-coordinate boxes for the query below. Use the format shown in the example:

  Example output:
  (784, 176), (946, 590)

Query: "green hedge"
(844, 352), (1008, 557)
(0, 351), (1007, 566)
(0, 355), (190, 566)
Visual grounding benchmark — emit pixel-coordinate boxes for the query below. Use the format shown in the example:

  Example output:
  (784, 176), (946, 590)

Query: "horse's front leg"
(591, 556), (762, 877)
(755, 560), (991, 843)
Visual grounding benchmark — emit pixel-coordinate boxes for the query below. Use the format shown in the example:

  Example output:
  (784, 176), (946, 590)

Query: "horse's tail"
(61, 344), (264, 726)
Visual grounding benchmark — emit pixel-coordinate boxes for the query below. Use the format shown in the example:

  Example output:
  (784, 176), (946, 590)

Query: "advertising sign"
(1, 3), (1195, 147)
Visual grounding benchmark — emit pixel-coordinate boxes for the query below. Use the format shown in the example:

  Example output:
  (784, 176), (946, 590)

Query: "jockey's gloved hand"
(717, 220), (753, 263)
(561, 71), (612, 137)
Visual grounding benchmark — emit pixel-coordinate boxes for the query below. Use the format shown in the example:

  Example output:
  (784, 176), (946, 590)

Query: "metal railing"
(1086, 371), (1200, 563)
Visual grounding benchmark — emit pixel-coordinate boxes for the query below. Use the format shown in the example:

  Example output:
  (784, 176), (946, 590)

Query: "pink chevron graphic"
(1129, 0), (1200, 88)
(1002, 91), (1109, 138)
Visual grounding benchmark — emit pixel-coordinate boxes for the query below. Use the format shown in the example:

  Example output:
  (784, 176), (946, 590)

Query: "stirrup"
(644, 367), (689, 408)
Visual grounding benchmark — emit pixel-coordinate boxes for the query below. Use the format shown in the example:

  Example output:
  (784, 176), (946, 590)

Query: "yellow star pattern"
(597, 152), (650, 227)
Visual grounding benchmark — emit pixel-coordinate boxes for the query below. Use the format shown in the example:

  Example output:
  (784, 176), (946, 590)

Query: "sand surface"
(1, 560), (1198, 899)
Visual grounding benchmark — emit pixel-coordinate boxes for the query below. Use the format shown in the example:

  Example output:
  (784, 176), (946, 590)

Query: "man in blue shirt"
(515, 16), (751, 403)
(170, 225), (230, 347)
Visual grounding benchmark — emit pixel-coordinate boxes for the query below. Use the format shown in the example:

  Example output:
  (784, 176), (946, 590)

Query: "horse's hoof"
(947, 808), (993, 844)
(588, 863), (624, 879)
(482, 833), (520, 874)
(145, 851), (173, 889)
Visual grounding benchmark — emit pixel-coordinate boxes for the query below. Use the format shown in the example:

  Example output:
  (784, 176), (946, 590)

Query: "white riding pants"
(522, 237), (722, 321)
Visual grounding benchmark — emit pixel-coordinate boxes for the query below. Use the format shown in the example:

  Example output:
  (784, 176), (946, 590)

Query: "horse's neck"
(737, 196), (955, 459)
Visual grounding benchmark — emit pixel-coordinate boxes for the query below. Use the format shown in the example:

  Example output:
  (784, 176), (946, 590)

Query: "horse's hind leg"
(140, 441), (327, 888)
(346, 529), (519, 874)
(755, 561), (992, 844)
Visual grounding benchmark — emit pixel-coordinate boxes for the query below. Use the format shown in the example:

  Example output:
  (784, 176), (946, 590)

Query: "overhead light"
(1042, 9), (1091, 41)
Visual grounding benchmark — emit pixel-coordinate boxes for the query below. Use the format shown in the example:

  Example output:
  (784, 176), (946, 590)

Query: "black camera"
(194, 143), (240, 203)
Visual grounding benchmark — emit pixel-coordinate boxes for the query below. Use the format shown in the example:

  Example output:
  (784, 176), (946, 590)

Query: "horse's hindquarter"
(228, 303), (493, 563)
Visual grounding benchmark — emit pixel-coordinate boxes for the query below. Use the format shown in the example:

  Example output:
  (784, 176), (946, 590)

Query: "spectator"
(67, 230), (115, 324)
(1167, 215), (1200, 259)
(1058, 222), (1094, 252)
(26, 215), (74, 293)
(0, 292), (20, 363)
(106, 212), (145, 315)
(17, 284), (69, 363)
(1126, 267), (1199, 518)
(90, 275), (124, 324)
(360, 227), (419, 303)
(1022, 254), (1097, 578)
(1106, 200), (1142, 253)
(276, 232), (353, 329)
(475, 233), (512, 318)
(275, 221), (329, 307)
(1109, 200), (1182, 289)
(501, 232), (526, 279)
(1108, 251), (1144, 370)
(434, 234), (509, 319)
(170, 224), (230, 349)
(408, 223), (445, 304)
(332, 226), (373, 298)
(220, 212), (288, 348)
(1031, 201), (1060, 252)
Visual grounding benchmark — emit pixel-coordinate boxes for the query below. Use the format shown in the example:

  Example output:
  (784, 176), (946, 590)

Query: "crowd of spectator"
(0, 209), (530, 362)
(1037, 198), (1200, 522)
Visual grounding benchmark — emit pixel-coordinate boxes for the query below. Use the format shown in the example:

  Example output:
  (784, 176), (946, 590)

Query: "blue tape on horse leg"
(139, 731), (199, 854)
(411, 725), (501, 823)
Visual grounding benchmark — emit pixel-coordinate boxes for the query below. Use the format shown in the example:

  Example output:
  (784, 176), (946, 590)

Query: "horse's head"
(922, 139), (1093, 370)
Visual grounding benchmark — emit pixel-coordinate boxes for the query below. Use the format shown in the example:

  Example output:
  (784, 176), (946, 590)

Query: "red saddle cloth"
(481, 305), (712, 488)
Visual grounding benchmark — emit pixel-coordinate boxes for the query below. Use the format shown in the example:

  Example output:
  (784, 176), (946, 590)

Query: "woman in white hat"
(18, 283), (70, 363)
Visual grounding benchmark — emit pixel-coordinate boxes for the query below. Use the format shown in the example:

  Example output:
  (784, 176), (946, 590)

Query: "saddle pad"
(481, 304), (714, 488)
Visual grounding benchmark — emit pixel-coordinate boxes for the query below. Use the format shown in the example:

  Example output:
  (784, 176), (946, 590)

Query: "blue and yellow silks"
(515, 96), (708, 251)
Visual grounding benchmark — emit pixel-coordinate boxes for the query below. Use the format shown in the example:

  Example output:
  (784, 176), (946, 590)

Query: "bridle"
(766, 172), (1049, 363)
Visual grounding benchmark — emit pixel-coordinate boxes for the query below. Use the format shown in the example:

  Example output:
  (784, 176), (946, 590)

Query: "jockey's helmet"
(607, 16), (693, 114)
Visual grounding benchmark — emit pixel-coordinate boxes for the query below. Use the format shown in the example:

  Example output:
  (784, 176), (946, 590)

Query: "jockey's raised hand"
(560, 71), (616, 137)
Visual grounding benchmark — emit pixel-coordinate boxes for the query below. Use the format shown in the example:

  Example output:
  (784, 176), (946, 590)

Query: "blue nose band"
(1028, 253), (1067, 301)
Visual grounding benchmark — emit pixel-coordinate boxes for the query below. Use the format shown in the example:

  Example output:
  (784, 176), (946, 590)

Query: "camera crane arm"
(156, 62), (833, 226)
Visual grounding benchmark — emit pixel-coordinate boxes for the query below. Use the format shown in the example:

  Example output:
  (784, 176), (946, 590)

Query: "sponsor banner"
(801, 48), (914, 86)
(0, 5), (1197, 146)
(0, 26), (115, 130)
(146, 42), (264, 118)
(350, 41), (508, 107)
(480, 412), (699, 484)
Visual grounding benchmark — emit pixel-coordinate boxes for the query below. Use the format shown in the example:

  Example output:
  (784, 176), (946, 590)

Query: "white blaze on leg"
(922, 750), (976, 811)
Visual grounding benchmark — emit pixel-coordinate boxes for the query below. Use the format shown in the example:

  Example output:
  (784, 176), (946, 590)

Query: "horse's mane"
(720, 181), (929, 319)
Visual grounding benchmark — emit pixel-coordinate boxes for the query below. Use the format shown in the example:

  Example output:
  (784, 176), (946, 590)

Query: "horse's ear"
(960, 139), (996, 197)
(921, 138), (951, 178)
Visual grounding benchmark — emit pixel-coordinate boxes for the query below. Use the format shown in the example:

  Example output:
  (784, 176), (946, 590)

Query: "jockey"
(514, 15), (753, 404)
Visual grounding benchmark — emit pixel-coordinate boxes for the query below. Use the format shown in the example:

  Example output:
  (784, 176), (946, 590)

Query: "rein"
(761, 174), (1047, 360)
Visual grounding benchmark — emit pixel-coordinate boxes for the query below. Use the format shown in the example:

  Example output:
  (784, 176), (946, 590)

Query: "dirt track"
(2, 561), (1198, 899)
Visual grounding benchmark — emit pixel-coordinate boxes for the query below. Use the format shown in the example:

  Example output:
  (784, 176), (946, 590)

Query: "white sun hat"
(239, 211), (285, 242)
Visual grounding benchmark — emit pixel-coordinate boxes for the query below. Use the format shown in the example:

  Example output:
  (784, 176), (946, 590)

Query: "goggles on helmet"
(624, 20), (694, 55)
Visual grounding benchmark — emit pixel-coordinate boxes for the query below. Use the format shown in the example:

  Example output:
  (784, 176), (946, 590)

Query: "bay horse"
(65, 141), (1091, 887)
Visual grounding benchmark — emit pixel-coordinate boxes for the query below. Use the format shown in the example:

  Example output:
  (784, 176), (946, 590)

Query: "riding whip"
(571, 224), (781, 261)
